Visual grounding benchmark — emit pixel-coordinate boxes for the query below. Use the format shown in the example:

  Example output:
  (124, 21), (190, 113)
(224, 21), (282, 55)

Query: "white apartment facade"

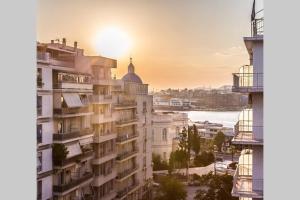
(231, 8), (264, 200)
(37, 39), (154, 200)
(152, 112), (188, 162)
(111, 58), (153, 200)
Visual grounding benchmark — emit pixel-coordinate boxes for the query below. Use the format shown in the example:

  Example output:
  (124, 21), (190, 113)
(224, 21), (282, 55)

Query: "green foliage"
(52, 143), (69, 163)
(155, 176), (187, 200)
(193, 172), (238, 200)
(194, 151), (215, 167)
(153, 153), (169, 171)
(213, 131), (226, 152)
(191, 124), (201, 155)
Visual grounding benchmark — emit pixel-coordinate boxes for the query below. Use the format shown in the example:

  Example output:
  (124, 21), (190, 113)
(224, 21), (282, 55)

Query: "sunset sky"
(37, 0), (263, 91)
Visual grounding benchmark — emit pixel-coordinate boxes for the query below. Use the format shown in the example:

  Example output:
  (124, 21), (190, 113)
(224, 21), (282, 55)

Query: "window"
(37, 68), (43, 88)
(162, 128), (167, 141)
(37, 180), (42, 200)
(37, 152), (42, 172)
(37, 124), (42, 144)
(37, 96), (42, 116)
(143, 101), (147, 113)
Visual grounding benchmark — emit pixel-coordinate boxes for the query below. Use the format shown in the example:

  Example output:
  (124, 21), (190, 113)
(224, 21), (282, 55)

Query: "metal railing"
(116, 117), (138, 126)
(233, 73), (263, 91)
(53, 128), (93, 141)
(53, 172), (93, 193)
(53, 150), (93, 166)
(233, 121), (263, 144)
(116, 132), (139, 143)
(232, 166), (263, 197)
(116, 148), (139, 161)
(54, 107), (91, 115)
(252, 18), (264, 36)
(117, 182), (139, 198)
(116, 165), (139, 180)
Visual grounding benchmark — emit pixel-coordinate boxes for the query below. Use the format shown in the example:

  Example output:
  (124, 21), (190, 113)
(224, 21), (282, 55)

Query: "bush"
(194, 151), (215, 167)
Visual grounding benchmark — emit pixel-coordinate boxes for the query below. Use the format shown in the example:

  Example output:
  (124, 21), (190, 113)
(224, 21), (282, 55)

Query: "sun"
(94, 26), (132, 59)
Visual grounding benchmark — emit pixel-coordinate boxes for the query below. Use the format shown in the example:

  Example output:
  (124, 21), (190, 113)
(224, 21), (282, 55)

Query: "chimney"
(74, 41), (78, 50)
(51, 40), (54, 44)
(62, 38), (66, 46)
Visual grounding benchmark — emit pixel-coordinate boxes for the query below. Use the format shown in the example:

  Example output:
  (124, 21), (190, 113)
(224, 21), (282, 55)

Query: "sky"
(37, 0), (263, 91)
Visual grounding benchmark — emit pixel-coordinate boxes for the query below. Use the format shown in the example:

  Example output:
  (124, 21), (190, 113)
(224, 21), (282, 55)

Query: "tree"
(153, 153), (168, 171)
(177, 126), (191, 183)
(194, 151), (215, 167)
(213, 131), (226, 152)
(52, 143), (69, 164)
(155, 176), (187, 200)
(191, 124), (201, 156)
(193, 172), (238, 200)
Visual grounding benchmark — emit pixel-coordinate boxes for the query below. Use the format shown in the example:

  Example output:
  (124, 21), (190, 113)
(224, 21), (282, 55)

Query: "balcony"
(232, 73), (263, 93)
(92, 113), (115, 124)
(54, 150), (93, 167)
(115, 117), (138, 128)
(232, 165), (263, 199)
(232, 122), (263, 145)
(37, 107), (42, 117)
(37, 52), (50, 63)
(116, 182), (140, 199)
(93, 151), (117, 165)
(53, 172), (93, 193)
(116, 132), (139, 144)
(116, 149), (139, 162)
(54, 107), (93, 118)
(116, 165), (139, 182)
(251, 18), (264, 37)
(92, 78), (113, 85)
(94, 132), (117, 143)
(92, 95), (113, 104)
(49, 58), (74, 68)
(53, 128), (93, 142)
(113, 101), (137, 110)
(93, 170), (117, 187)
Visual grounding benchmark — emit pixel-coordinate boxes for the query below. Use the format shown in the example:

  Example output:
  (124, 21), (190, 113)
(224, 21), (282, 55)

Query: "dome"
(121, 58), (143, 84)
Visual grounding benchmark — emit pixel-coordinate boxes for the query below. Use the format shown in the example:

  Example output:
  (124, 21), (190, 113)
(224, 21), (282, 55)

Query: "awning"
(79, 136), (93, 146)
(66, 143), (82, 158)
(63, 93), (83, 108)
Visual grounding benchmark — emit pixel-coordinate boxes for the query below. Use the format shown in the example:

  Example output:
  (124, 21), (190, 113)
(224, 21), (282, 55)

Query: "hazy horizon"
(38, 0), (263, 90)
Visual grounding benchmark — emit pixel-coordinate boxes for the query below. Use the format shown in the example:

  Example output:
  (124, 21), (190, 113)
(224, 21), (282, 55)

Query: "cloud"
(214, 46), (247, 57)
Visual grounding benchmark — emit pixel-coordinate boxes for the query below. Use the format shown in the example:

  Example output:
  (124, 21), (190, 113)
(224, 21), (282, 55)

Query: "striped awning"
(63, 93), (83, 108)
(66, 142), (82, 158)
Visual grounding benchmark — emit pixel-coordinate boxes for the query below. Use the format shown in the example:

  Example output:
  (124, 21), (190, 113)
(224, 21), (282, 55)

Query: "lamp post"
(213, 145), (217, 175)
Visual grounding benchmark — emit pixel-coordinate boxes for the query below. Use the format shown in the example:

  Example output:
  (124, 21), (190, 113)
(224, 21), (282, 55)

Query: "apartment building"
(37, 43), (54, 200)
(152, 112), (188, 162)
(111, 58), (153, 200)
(231, 8), (264, 200)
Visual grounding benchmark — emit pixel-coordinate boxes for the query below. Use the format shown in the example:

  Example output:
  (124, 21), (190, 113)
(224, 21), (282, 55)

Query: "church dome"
(121, 58), (143, 84)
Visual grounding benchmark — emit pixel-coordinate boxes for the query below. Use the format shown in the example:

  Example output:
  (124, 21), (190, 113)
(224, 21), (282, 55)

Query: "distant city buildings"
(153, 88), (248, 111)
(151, 112), (188, 162)
(37, 39), (153, 200)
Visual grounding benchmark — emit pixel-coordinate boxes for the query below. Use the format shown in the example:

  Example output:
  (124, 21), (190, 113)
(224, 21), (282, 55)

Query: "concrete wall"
(42, 175), (53, 200)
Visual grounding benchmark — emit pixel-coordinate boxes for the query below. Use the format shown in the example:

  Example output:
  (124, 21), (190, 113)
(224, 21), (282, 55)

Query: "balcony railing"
(53, 172), (93, 193)
(232, 73), (263, 92)
(116, 148), (139, 161)
(53, 128), (93, 141)
(116, 165), (139, 180)
(232, 165), (263, 198)
(54, 107), (91, 116)
(116, 182), (139, 199)
(53, 150), (93, 166)
(232, 122), (263, 145)
(252, 18), (264, 37)
(113, 101), (137, 109)
(37, 52), (50, 62)
(116, 132), (139, 143)
(115, 117), (138, 127)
